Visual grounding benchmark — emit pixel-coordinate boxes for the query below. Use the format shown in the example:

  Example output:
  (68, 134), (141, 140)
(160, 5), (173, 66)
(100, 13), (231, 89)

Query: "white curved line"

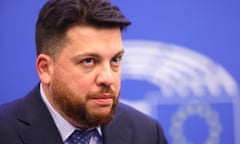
(122, 40), (239, 97)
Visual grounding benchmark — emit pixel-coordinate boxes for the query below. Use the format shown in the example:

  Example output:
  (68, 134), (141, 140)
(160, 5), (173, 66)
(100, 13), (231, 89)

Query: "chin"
(91, 107), (112, 116)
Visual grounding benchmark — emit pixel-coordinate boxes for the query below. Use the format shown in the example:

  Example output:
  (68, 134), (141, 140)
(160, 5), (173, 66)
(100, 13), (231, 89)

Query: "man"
(0, 0), (167, 143)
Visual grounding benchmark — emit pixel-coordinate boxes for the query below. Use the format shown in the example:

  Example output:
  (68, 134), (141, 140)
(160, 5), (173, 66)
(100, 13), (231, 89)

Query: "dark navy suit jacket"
(0, 85), (167, 144)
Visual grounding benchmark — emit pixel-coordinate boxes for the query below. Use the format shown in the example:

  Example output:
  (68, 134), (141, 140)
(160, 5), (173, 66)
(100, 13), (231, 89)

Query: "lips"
(90, 94), (114, 106)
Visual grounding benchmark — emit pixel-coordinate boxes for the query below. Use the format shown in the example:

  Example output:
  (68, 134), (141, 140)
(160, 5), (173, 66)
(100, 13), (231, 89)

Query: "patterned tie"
(65, 129), (101, 144)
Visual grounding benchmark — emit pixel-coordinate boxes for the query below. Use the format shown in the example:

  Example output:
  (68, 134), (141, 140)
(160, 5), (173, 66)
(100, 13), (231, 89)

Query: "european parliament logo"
(120, 40), (240, 144)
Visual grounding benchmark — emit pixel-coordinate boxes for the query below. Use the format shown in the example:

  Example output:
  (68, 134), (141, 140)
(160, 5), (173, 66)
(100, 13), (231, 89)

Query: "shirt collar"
(39, 84), (102, 142)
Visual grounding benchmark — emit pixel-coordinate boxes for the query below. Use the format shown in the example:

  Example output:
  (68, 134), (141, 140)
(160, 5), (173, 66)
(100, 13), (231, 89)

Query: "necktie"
(65, 129), (101, 144)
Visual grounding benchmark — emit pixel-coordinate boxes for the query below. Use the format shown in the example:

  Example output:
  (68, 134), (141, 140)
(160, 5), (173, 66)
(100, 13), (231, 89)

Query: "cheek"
(74, 75), (95, 91)
(115, 74), (121, 91)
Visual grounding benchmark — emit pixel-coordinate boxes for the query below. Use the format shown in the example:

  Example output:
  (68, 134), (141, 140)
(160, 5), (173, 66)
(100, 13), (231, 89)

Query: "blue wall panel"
(1, 0), (239, 143)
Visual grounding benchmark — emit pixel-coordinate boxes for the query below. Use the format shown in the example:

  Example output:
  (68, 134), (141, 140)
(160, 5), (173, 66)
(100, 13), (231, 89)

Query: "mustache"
(87, 87), (116, 99)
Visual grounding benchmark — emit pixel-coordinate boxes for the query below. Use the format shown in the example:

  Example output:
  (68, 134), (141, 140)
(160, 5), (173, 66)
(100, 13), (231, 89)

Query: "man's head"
(36, 0), (130, 59)
(35, 0), (130, 129)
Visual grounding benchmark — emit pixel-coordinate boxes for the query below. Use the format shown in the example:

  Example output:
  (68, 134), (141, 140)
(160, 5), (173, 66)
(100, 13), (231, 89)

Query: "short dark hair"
(35, 0), (131, 58)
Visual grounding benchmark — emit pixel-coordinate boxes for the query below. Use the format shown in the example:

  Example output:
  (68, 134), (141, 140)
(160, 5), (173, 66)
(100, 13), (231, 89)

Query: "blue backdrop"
(1, 1), (239, 143)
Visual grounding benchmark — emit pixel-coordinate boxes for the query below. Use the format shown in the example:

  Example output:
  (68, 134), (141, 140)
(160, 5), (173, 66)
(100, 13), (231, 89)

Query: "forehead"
(57, 25), (123, 58)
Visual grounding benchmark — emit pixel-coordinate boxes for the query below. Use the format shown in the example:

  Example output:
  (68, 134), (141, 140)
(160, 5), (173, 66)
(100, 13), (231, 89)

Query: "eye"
(80, 57), (96, 66)
(111, 55), (122, 66)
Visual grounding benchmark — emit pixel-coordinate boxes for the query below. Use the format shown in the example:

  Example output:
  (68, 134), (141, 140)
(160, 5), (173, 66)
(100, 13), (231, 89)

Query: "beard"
(50, 71), (119, 129)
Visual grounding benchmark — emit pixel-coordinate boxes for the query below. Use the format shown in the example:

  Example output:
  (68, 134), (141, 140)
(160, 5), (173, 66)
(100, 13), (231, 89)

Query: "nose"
(96, 64), (115, 87)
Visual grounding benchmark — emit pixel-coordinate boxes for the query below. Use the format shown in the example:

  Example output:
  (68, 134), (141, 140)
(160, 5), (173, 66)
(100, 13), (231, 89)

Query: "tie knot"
(66, 129), (98, 144)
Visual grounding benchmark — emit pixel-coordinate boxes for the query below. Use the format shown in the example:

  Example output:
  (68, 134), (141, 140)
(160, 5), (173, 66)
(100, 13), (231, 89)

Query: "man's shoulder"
(107, 102), (168, 143)
(0, 98), (23, 119)
(0, 84), (40, 119)
(116, 102), (158, 125)
(117, 102), (148, 116)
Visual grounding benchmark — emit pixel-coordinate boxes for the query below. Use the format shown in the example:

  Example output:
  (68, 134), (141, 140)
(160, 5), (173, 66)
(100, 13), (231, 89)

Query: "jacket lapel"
(15, 85), (63, 144)
(102, 105), (132, 144)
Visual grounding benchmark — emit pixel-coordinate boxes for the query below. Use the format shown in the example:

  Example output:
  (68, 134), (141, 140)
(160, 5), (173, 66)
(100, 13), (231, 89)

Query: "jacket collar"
(15, 85), (63, 144)
(102, 103), (132, 144)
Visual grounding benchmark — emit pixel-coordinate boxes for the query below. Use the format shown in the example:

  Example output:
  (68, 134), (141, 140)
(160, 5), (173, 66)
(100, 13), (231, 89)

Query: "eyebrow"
(113, 50), (125, 57)
(71, 49), (125, 62)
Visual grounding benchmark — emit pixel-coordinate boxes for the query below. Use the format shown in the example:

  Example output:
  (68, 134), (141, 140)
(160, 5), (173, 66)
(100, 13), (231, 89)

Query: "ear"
(36, 54), (54, 84)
